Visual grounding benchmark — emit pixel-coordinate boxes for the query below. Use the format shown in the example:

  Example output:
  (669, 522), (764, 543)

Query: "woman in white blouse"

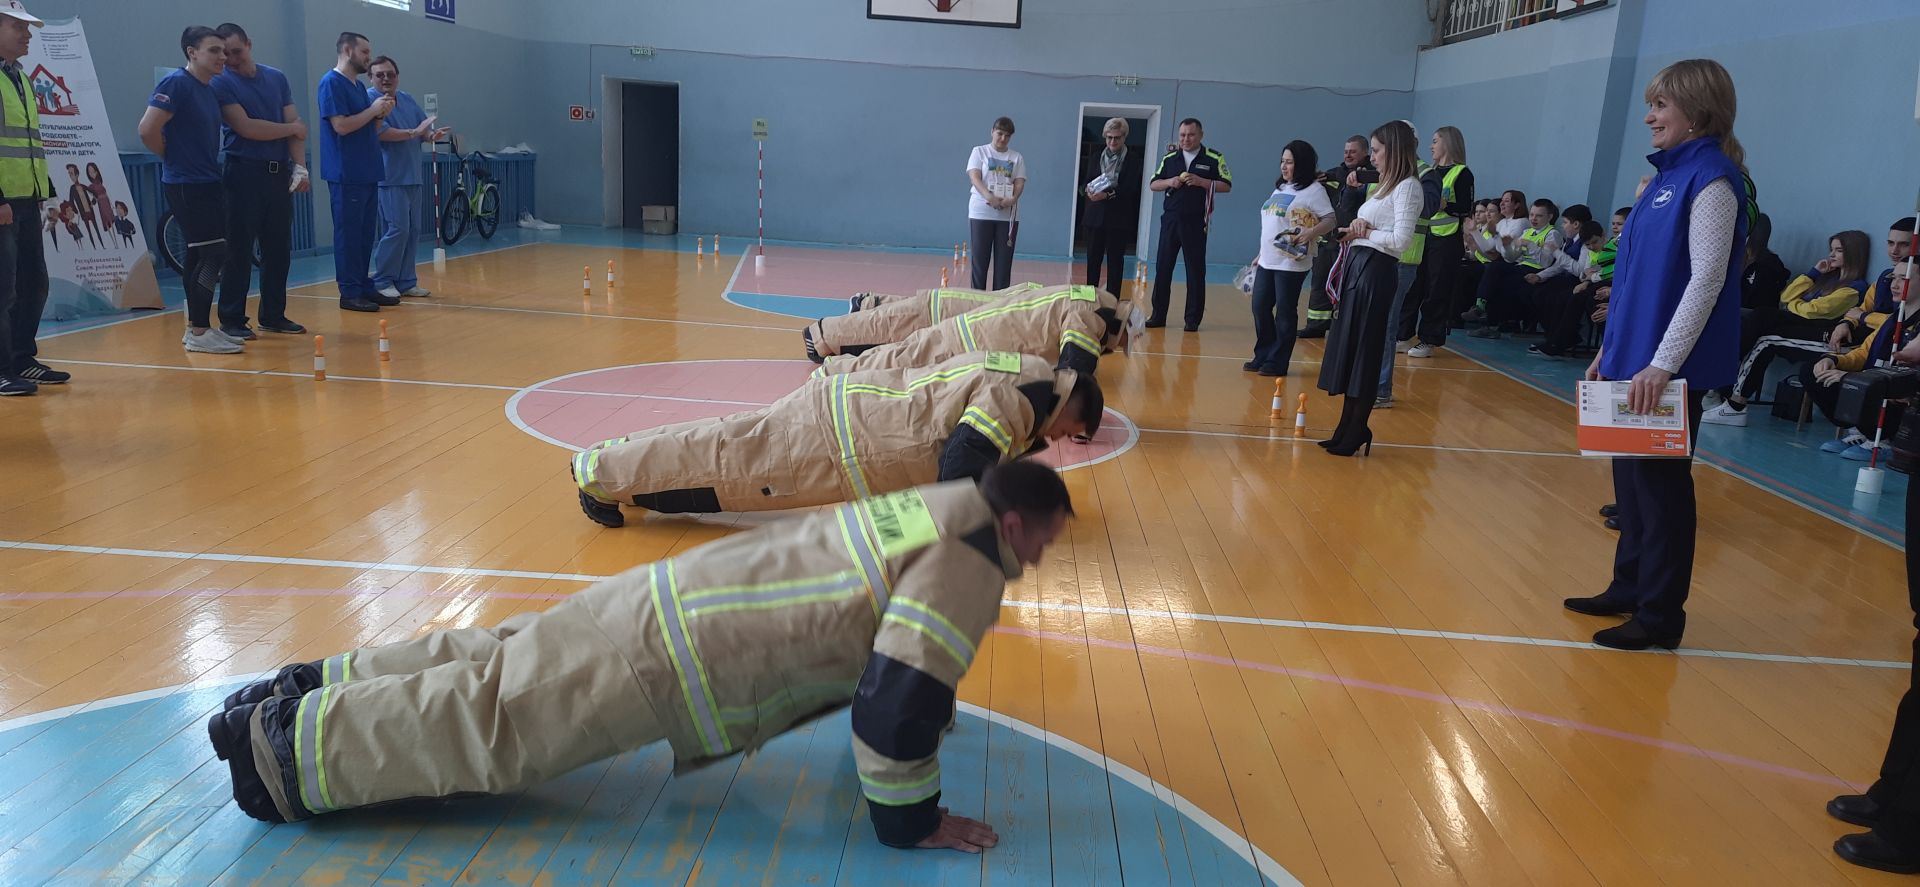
(1316, 121), (1422, 457)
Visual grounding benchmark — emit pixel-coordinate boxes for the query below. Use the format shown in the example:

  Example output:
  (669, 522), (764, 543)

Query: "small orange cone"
(1270, 379), (1285, 419)
(582, 265), (591, 295)
(313, 335), (326, 381)
(378, 319), (390, 362)
(1294, 393), (1308, 436)
(941, 266), (950, 288)
(607, 259), (615, 287)
(697, 236), (705, 257)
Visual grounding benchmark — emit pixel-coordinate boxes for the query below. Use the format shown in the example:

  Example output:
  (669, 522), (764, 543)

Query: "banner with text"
(28, 18), (161, 315)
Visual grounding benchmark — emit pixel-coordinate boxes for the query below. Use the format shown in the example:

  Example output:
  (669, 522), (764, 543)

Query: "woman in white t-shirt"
(966, 117), (1027, 290)
(1317, 121), (1423, 457)
(1247, 140), (1335, 377)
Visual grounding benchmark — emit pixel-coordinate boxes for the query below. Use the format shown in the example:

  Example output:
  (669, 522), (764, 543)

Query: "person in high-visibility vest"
(1401, 126), (1474, 359)
(1468, 197), (1562, 339)
(209, 462), (1072, 856)
(1370, 141), (1438, 409)
(0, 1), (54, 396)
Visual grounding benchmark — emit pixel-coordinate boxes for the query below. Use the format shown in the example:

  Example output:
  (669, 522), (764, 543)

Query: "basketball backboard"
(868, 0), (1020, 29)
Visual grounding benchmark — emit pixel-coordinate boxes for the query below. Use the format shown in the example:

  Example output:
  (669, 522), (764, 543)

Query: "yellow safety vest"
(1471, 227), (1493, 264)
(1426, 165), (1466, 237)
(0, 67), (47, 200)
(1516, 226), (1552, 269)
(1367, 160), (1430, 266)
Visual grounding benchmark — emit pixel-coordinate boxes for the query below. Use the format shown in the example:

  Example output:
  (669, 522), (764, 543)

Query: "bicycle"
(159, 209), (259, 276)
(437, 150), (500, 246)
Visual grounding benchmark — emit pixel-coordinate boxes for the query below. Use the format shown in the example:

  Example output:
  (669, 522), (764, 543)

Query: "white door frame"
(1072, 102), (1161, 264)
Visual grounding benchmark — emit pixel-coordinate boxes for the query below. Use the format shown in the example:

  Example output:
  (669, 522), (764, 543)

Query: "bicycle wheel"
(159, 211), (188, 274)
(439, 187), (470, 246)
(473, 185), (500, 240)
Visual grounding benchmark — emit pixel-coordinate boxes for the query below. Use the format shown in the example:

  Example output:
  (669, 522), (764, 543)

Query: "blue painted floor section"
(1447, 332), (1907, 545)
(0, 684), (1287, 886)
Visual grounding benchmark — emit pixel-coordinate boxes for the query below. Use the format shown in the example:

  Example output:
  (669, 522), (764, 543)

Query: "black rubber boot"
(207, 706), (288, 824)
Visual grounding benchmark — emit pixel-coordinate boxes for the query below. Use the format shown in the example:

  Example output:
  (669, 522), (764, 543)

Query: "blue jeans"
(373, 185), (423, 292)
(328, 182), (378, 302)
(1250, 267), (1307, 373)
(1376, 261), (1420, 397)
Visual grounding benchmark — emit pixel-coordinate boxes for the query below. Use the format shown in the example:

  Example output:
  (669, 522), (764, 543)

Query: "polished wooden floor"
(0, 237), (1913, 885)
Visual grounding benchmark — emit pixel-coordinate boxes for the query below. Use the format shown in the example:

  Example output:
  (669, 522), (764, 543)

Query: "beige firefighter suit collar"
(1040, 368), (1078, 442)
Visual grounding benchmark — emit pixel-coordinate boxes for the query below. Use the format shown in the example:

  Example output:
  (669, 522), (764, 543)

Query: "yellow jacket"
(1780, 273), (1864, 320)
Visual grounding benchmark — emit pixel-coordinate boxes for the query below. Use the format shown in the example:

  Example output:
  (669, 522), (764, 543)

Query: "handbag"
(1234, 261), (1257, 295)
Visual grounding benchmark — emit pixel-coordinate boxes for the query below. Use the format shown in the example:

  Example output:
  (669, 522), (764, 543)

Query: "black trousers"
(1739, 306), (1836, 359)
(1413, 234), (1465, 345)
(166, 183), (226, 330)
(1802, 361), (1907, 432)
(220, 158), (295, 328)
(1304, 239), (1336, 331)
(1151, 213), (1208, 326)
(0, 197), (48, 373)
(1534, 278), (1587, 353)
(1867, 478), (1920, 850)
(1084, 224), (1127, 297)
(968, 218), (1014, 291)
(1599, 388), (1707, 638)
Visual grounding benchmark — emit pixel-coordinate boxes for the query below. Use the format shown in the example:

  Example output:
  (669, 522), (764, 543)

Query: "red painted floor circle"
(506, 359), (1135, 471)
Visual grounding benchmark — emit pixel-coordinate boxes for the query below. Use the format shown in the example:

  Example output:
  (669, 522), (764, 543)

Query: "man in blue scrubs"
(211, 22), (307, 337)
(367, 56), (445, 300)
(317, 31), (393, 313)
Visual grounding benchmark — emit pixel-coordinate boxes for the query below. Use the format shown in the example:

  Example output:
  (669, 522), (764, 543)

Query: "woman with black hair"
(1246, 140), (1334, 376)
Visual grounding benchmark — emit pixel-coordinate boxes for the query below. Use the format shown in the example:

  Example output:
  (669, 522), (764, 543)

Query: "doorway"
(619, 82), (679, 229)
(1070, 103), (1159, 267)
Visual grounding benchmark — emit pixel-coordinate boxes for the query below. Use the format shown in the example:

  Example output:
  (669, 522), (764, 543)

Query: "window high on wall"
(363, 0), (411, 11)
(1439, 0), (1607, 44)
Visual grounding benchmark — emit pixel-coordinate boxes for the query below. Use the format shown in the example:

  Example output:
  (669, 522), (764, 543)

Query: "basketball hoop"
(929, 0), (956, 12)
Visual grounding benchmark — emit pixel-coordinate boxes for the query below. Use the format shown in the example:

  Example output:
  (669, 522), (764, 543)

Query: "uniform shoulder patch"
(1069, 286), (1099, 302)
(983, 351), (1022, 373)
(860, 489), (941, 559)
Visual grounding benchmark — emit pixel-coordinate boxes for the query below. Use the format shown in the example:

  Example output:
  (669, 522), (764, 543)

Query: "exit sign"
(425, 0), (455, 23)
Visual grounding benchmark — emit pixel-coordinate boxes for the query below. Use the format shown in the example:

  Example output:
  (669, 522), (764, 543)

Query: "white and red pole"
(430, 137), (447, 272)
(754, 139), (766, 273)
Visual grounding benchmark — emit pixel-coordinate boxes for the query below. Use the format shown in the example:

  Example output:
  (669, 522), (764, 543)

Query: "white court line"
(0, 537), (1897, 670)
(1130, 349), (1494, 373)
(1133, 425), (1581, 459)
(38, 241), (541, 341)
(42, 358), (770, 407)
(286, 292), (794, 333)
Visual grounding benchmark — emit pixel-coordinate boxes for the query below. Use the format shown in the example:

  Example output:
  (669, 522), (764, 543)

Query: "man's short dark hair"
(369, 55), (398, 75)
(181, 26), (218, 59)
(981, 461), (1074, 521)
(1893, 216), (1918, 235)
(1178, 117), (1203, 131)
(1345, 134), (1368, 148)
(1562, 204), (1593, 225)
(1579, 219), (1605, 242)
(992, 116), (1014, 135)
(337, 31), (368, 55)
(1069, 374), (1104, 437)
(1614, 206), (1632, 219)
(214, 23), (249, 43)
(1532, 198), (1559, 223)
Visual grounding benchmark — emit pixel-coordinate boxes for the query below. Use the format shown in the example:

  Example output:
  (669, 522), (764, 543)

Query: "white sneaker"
(377, 285), (403, 300)
(401, 286), (432, 297)
(1394, 339), (1413, 354)
(1407, 343), (1436, 358)
(183, 329), (244, 354)
(1700, 401), (1748, 427)
(1700, 390), (1725, 410)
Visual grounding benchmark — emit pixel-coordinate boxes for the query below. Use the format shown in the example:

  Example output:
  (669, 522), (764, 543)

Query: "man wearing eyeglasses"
(367, 56), (445, 301)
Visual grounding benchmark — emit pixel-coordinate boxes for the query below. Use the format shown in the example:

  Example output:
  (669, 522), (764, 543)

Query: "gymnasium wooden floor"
(0, 235), (1913, 885)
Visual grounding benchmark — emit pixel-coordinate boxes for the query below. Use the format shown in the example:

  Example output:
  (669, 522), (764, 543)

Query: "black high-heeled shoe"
(1323, 429), (1373, 457)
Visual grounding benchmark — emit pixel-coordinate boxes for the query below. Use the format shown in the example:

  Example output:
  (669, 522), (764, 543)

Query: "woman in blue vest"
(1561, 59), (1748, 652)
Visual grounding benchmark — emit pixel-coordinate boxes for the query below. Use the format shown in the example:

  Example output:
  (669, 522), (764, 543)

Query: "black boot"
(802, 325), (824, 363)
(207, 705), (289, 824)
(224, 662), (324, 711)
(1828, 794), (1883, 828)
(579, 490), (624, 528)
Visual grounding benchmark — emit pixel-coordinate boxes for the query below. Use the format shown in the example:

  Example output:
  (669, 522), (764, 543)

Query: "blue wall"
(528, 42), (1412, 259)
(1414, 0), (1920, 273)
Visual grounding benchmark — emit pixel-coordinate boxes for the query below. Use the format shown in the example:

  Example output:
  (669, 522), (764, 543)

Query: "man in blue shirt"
(139, 25), (245, 355)
(211, 22), (307, 338)
(367, 56), (446, 300)
(318, 31), (394, 313)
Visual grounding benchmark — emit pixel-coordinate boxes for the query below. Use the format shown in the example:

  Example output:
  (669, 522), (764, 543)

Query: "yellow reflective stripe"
(718, 681), (852, 724)
(679, 569), (866, 615)
(861, 767), (942, 805)
(884, 597), (977, 667)
(956, 314), (977, 351)
(837, 508), (890, 617)
(830, 376), (873, 498)
(959, 406), (1013, 455)
(313, 686), (337, 811)
(841, 362), (990, 398)
(1060, 328), (1101, 355)
(651, 561), (728, 755)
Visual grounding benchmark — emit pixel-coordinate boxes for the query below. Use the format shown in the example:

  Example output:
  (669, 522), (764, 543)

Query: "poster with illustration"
(27, 18), (161, 315)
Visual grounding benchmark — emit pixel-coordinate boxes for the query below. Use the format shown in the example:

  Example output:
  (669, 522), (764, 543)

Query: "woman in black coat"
(1081, 117), (1144, 296)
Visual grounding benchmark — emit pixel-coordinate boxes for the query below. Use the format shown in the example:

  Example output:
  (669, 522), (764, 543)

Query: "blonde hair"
(1370, 120), (1418, 199)
(1102, 117), (1129, 139)
(1645, 58), (1744, 171)
(1434, 125), (1466, 166)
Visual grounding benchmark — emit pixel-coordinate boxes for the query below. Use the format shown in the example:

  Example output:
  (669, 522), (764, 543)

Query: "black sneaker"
(207, 706), (290, 824)
(257, 318), (307, 334)
(0, 375), (36, 396)
(366, 292), (403, 307)
(17, 361), (69, 384)
(340, 298), (380, 313)
(802, 326), (823, 364)
(847, 295), (864, 313)
(220, 325), (258, 341)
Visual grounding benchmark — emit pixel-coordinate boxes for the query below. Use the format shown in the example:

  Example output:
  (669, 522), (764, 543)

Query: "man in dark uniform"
(1301, 135), (1370, 339)
(1146, 118), (1230, 332)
